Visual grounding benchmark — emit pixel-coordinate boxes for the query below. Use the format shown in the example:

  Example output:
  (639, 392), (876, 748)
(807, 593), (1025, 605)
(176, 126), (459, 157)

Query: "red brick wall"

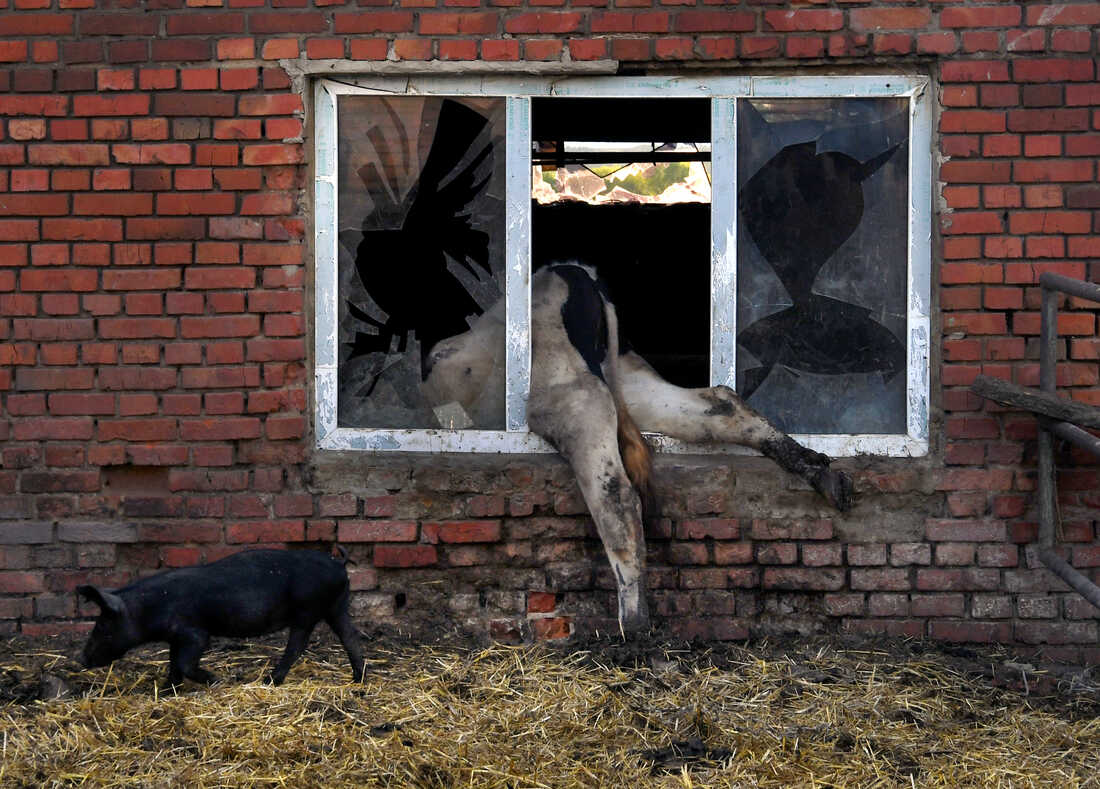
(0, 1), (1098, 661)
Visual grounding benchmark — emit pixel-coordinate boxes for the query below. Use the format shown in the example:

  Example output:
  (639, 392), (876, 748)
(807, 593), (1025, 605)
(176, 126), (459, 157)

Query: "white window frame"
(314, 75), (931, 457)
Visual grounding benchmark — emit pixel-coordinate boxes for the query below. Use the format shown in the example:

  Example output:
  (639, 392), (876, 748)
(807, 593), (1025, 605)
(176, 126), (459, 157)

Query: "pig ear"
(77, 585), (125, 617)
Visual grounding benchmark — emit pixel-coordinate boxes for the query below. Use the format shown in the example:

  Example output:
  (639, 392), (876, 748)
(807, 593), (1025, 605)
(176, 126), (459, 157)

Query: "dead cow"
(77, 549), (365, 688)
(425, 262), (853, 635)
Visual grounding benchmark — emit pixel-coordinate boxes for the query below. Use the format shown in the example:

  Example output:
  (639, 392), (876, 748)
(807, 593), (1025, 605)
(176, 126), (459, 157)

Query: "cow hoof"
(618, 608), (651, 639)
(812, 467), (854, 512)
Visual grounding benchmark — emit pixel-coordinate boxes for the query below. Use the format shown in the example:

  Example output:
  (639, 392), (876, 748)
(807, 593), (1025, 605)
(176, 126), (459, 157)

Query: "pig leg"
(528, 380), (649, 636)
(326, 603), (365, 682)
(166, 631), (214, 687)
(269, 624), (316, 686)
(618, 352), (854, 512)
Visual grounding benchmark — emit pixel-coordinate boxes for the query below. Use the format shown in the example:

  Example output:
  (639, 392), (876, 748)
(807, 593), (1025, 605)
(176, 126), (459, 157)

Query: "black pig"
(77, 549), (365, 688)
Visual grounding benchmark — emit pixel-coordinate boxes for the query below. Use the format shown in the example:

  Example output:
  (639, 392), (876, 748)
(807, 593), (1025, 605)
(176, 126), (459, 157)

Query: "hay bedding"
(0, 632), (1097, 788)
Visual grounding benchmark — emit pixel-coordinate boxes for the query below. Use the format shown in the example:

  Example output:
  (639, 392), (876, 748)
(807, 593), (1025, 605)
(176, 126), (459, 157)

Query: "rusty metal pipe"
(1039, 271), (1100, 303)
(1039, 549), (1100, 612)
(1035, 274), (1100, 608)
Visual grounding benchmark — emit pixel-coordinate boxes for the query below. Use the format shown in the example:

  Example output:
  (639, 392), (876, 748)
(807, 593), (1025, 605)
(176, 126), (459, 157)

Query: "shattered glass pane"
(736, 98), (910, 434)
(337, 96), (507, 429)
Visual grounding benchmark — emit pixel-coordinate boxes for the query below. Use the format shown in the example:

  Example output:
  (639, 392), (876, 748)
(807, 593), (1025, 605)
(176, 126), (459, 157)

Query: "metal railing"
(1035, 272), (1100, 610)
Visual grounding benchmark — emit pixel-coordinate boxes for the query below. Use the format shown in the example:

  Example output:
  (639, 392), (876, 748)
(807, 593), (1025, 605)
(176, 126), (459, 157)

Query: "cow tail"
(616, 403), (655, 523)
(601, 293), (656, 527)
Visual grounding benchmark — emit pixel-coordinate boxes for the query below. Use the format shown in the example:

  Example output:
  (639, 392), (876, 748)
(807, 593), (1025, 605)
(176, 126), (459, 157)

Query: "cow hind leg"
(529, 381), (650, 636)
(618, 352), (853, 512)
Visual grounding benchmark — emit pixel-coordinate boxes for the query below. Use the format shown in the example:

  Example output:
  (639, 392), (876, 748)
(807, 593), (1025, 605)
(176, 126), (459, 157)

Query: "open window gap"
(531, 97), (712, 388)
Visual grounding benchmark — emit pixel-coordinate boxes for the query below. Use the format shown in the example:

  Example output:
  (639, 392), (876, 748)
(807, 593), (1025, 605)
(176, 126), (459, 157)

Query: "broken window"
(314, 77), (930, 456)
(736, 97), (910, 434)
(335, 96), (506, 430)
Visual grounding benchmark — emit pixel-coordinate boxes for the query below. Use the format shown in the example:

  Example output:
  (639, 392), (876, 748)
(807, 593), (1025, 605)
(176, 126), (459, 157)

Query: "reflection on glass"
(736, 98), (910, 434)
(336, 96), (507, 429)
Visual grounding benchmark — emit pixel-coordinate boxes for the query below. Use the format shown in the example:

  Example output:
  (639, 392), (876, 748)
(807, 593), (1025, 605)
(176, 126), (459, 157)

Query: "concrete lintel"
(281, 57), (619, 95)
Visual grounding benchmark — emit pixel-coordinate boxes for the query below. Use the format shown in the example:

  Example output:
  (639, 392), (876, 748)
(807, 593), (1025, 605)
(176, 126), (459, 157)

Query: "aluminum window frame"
(314, 75), (931, 457)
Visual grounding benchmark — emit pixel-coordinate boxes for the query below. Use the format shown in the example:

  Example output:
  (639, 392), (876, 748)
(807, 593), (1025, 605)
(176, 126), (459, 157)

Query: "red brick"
(942, 6), (1022, 28)
(317, 494), (357, 518)
(1026, 3), (1100, 26)
(847, 544), (887, 566)
(261, 39), (299, 60)
(179, 417), (261, 441)
(712, 542), (753, 565)
(762, 568), (844, 591)
(675, 11), (752, 32)
(935, 468), (1013, 492)
(1008, 110), (1091, 134)
(226, 520), (305, 544)
(848, 7), (930, 31)
(940, 160), (1011, 184)
(336, 520), (417, 543)
(374, 544), (437, 568)
(786, 37), (825, 58)
(750, 519), (832, 540)
(0, 572), (45, 594)
(962, 31), (1003, 53)
(941, 60), (1010, 83)
(675, 518), (738, 540)
(848, 567), (909, 591)
(527, 592), (556, 613)
(983, 135), (1021, 159)
(754, 542), (795, 565)
(423, 520), (501, 543)
(333, 11), (414, 33)
(930, 621), (1013, 643)
(917, 32), (957, 55)
(696, 37), (736, 60)
(238, 94), (303, 118)
(654, 36), (696, 59)
(349, 39), (387, 60)
(421, 11), (499, 34)
(798, 543), (840, 567)
(1016, 621), (1098, 645)
(916, 568), (1000, 591)
(871, 33), (911, 55)
(531, 617), (571, 640)
(763, 9), (841, 32)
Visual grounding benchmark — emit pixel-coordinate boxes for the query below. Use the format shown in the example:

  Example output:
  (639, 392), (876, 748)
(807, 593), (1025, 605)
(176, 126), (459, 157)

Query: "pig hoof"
(264, 674), (285, 686)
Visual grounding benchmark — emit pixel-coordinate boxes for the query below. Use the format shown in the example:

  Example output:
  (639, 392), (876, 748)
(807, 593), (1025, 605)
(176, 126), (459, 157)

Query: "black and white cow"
(423, 262), (853, 635)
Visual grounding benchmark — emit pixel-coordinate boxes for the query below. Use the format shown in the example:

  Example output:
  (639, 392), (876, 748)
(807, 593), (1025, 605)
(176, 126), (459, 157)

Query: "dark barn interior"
(531, 97), (713, 387)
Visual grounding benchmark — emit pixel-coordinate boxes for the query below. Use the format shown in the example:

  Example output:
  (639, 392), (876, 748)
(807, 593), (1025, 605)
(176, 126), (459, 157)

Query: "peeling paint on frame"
(313, 75), (931, 457)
